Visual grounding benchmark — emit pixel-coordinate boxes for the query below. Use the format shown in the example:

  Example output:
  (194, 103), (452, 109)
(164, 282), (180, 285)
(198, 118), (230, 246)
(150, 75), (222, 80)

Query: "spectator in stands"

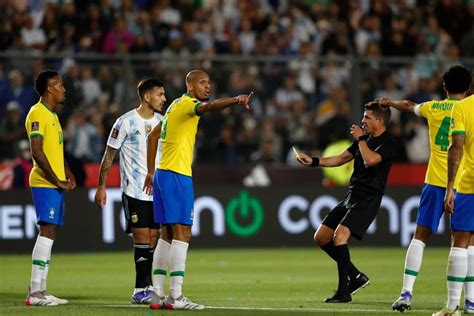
(12, 139), (33, 188)
(0, 101), (25, 161)
(4, 70), (35, 117)
(65, 110), (102, 163)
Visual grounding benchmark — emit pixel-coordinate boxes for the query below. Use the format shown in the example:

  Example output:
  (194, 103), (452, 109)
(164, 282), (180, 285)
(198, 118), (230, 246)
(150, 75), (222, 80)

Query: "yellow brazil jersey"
(158, 93), (201, 177)
(416, 98), (463, 188)
(450, 94), (474, 194)
(25, 101), (65, 188)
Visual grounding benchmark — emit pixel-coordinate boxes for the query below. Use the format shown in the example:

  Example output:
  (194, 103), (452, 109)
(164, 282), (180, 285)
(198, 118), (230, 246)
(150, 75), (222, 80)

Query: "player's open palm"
(95, 187), (107, 208)
(143, 174), (153, 195)
(297, 152), (313, 166)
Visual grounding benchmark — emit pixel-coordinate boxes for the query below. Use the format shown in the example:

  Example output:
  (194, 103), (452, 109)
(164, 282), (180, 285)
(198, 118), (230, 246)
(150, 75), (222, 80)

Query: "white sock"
(40, 245), (52, 292)
(401, 239), (425, 294)
(446, 247), (468, 310)
(169, 239), (188, 299)
(152, 239), (170, 297)
(465, 246), (474, 302)
(30, 236), (54, 293)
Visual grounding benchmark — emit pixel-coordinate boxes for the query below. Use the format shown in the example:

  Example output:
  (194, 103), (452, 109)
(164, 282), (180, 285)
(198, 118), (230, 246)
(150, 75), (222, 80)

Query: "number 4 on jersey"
(434, 116), (451, 151)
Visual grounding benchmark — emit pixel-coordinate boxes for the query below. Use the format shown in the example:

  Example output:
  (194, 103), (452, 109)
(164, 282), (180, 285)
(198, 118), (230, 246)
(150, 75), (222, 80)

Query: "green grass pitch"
(1, 247), (450, 315)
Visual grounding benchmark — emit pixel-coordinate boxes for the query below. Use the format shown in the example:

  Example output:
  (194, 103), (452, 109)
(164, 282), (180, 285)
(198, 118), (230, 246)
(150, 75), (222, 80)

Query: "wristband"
(310, 156), (320, 167)
(358, 135), (368, 141)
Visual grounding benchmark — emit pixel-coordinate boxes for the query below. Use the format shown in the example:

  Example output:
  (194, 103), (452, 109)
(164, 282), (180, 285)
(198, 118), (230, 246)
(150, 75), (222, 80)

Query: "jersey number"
(434, 116), (450, 151)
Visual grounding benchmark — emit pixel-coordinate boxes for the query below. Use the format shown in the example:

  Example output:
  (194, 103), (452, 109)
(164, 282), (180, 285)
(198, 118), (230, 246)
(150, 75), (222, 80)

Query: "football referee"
(298, 100), (396, 303)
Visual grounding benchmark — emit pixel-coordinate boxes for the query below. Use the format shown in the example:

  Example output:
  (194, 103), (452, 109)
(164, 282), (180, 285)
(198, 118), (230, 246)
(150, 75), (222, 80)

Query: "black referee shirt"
(347, 131), (396, 195)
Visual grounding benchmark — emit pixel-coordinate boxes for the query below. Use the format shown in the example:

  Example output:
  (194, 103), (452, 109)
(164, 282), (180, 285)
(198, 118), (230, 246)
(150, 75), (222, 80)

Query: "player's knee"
(314, 231), (331, 246)
(414, 226), (432, 242)
(39, 223), (57, 240)
(182, 231), (192, 243)
(333, 232), (349, 245)
(149, 230), (159, 247)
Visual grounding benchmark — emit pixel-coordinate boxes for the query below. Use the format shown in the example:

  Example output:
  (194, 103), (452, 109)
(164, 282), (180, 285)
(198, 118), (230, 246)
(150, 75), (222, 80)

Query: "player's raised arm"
(376, 97), (417, 114)
(195, 91), (253, 115)
(143, 122), (162, 195)
(95, 146), (118, 207)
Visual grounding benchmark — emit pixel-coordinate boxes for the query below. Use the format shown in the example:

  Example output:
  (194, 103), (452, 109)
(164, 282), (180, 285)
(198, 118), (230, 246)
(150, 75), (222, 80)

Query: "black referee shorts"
(321, 190), (383, 240)
(122, 194), (160, 234)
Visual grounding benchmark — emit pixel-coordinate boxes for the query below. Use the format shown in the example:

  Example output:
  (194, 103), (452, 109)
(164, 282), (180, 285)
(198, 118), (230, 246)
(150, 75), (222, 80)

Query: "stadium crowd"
(1, 0), (474, 187)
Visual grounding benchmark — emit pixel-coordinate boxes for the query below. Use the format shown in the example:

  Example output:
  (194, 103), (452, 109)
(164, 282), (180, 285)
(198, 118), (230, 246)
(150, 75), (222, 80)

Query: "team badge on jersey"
(32, 122), (39, 131)
(145, 125), (151, 134)
(111, 128), (119, 139)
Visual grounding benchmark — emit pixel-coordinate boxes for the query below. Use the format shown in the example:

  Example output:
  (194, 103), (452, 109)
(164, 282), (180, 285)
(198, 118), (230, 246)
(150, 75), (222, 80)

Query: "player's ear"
(143, 91), (150, 103)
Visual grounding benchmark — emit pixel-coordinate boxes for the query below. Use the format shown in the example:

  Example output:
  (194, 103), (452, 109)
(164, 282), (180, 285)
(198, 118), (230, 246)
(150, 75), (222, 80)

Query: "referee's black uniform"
(322, 131), (396, 240)
(319, 130), (396, 303)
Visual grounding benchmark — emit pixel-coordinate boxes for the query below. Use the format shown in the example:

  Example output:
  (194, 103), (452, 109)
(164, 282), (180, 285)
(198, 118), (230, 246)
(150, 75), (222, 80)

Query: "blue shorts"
(451, 193), (474, 231)
(31, 187), (65, 226)
(153, 169), (194, 225)
(416, 184), (446, 233)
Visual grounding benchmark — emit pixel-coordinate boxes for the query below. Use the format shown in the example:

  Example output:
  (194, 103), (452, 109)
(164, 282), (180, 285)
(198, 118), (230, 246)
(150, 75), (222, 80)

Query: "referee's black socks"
(333, 244), (350, 294)
(321, 241), (361, 280)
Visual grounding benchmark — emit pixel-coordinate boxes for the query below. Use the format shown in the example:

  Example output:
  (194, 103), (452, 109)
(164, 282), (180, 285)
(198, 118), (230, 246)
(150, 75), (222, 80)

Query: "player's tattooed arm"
(95, 146), (118, 208)
(97, 146), (118, 188)
(376, 98), (416, 114)
(445, 133), (464, 213)
(447, 134), (464, 188)
(30, 136), (69, 190)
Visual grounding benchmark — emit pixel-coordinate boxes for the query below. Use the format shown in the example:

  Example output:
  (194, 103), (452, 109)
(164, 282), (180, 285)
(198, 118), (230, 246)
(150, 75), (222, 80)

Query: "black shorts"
(321, 190), (383, 240)
(122, 194), (160, 234)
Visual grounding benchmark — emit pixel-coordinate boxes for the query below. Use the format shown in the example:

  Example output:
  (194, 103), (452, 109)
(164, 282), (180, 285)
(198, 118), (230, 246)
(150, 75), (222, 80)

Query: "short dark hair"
(365, 100), (391, 126)
(442, 65), (472, 94)
(34, 70), (59, 97)
(137, 78), (164, 100)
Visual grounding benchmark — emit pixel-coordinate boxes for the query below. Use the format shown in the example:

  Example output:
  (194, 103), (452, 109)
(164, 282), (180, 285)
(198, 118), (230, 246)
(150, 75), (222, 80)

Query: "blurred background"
(0, 0), (473, 250)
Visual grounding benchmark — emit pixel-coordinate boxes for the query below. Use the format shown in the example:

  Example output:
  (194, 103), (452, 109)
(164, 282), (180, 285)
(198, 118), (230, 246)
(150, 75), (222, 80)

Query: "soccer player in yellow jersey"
(24, 70), (76, 306)
(377, 65), (472, 313)
(143, 70), (253, 310)
(437, 91), (474, 315)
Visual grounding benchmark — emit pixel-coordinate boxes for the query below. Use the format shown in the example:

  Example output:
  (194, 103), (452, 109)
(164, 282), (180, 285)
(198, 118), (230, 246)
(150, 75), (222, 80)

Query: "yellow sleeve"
(417, 101), (430, 119)
(189, 98), (201, 116)
(451, 102), (465, 135)
(26, 108), (46, 138)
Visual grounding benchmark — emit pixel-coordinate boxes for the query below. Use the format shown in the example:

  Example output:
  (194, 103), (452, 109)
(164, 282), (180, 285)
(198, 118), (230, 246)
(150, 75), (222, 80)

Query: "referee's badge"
(145, 125), (151, 134)
(131, 214), (138, 223)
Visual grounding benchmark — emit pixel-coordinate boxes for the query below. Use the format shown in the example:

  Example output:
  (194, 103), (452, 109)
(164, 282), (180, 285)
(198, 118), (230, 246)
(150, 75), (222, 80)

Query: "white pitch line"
(206, 306), (434, 313)
(2, 304), (434, 313)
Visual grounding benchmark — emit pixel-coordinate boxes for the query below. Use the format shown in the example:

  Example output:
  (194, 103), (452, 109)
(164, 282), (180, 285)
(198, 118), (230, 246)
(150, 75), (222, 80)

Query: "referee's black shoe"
(348, 272), (370, 295)
(323, 292), (352, 303)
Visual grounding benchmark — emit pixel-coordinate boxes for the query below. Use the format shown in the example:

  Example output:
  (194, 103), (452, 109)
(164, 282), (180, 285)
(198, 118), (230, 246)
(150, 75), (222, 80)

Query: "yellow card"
(292, 146), (301, 160)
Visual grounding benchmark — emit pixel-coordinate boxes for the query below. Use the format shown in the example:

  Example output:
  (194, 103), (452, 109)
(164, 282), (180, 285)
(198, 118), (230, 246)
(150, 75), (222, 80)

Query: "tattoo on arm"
(98, 147), (118, 187)
(447, 135), (464, 187)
